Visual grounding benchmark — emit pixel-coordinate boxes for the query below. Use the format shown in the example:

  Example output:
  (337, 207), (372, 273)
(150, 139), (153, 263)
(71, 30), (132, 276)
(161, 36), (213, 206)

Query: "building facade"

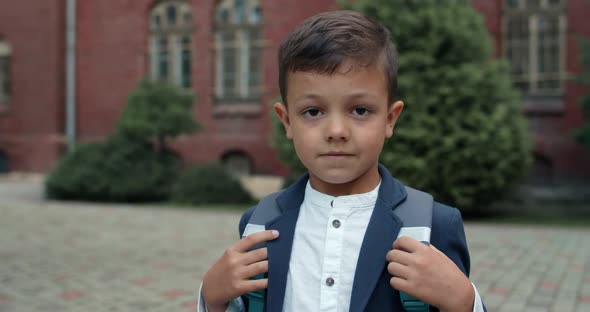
(0, 0), (589, 183)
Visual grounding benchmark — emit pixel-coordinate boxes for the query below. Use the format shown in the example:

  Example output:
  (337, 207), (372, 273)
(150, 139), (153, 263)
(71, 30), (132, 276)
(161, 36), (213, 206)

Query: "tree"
(117, 79), (200, 151)
(574, 38), (590, 149)
(273, 0), (531, 213)
(348, 0), (532, 213)
(46, 79), (199, 202)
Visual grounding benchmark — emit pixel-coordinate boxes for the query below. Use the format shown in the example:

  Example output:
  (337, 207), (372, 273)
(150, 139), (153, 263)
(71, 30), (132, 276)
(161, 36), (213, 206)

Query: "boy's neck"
(308, 165), (381, 197)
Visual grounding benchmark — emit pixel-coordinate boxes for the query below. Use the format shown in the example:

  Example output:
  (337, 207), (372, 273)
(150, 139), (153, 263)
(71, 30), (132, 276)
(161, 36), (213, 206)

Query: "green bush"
(45, 142), (108, 200)
(46, 78), (198, 203)
(171, 164), (254, 205)
(46, 137), (179, 202)
(117, 79), (199, 149)
(273, 0), (531, 213)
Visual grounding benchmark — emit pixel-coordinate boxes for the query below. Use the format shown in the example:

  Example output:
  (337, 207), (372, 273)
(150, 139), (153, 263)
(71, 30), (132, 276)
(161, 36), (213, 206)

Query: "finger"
(234, 230), (279, 253)
(239, 260), (269, 279)
(386, 249), (413, 266)
(430, 244), (445, 257)
(393, 236), (427, 253)
(387, 261), (410, 279)
(240, 278), (268, 293)
(243, 247), (268, 265)
(390, 276), (410, 292)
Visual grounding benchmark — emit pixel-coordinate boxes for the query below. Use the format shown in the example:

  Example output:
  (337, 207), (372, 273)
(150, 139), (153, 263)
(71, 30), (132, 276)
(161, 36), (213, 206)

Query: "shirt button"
(332, 220), (341, 228)
(326, 277), (335, 286)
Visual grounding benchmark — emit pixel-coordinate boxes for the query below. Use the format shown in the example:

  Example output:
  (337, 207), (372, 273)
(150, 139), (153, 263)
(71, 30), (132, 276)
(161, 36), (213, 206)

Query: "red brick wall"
(473, 0), (590, 182)
(1, 0), (588, 181)
(76, 0), (336, 175)
(556, 0), (590, 181)
(0, 0), (65, 172)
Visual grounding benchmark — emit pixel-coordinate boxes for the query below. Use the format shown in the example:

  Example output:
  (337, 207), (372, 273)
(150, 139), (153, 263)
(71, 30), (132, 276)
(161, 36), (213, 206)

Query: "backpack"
(241, 186), (433, 312)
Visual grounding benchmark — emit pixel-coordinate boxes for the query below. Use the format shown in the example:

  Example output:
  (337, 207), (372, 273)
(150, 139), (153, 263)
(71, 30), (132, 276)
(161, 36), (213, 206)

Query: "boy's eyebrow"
(345, 92), (378, 101)
(294, 92), (377, 104)
(293, 94), (324, 104)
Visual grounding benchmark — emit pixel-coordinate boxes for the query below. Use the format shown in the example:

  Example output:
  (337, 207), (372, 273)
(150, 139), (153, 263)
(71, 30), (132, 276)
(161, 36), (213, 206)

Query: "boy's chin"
(311, 169), (361, 185)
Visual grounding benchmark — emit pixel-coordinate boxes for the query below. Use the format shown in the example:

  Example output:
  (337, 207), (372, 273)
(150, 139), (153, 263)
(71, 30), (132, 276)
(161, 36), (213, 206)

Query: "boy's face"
(274, 62), (404, 195)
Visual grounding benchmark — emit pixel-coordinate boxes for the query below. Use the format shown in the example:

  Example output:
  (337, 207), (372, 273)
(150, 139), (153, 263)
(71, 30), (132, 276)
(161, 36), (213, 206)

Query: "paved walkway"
(0, 180), (589, 312)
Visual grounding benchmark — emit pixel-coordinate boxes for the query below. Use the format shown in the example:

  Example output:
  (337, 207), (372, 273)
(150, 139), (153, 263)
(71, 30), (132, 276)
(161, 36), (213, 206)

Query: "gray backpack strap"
(242, 191), (283, 238)
(395, 186), (434, 312)
(394, 186), (434, 243)
(242, 191), (283, 312)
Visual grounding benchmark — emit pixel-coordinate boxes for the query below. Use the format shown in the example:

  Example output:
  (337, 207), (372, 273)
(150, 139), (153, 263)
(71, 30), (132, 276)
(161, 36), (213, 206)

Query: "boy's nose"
(325, 117), (350, 142)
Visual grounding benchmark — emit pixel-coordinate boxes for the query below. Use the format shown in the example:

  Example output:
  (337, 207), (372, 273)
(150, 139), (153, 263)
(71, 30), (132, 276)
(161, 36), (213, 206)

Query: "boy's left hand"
(386, 236), (475, 312)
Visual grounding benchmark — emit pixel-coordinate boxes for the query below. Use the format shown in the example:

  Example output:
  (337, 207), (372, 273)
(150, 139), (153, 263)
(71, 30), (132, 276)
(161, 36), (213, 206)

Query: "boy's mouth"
(320, 152), (354, 157)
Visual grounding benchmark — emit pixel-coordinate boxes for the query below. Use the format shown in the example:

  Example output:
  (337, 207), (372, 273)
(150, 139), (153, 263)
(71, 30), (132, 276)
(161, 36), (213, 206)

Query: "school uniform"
(199, 164), (485, 311)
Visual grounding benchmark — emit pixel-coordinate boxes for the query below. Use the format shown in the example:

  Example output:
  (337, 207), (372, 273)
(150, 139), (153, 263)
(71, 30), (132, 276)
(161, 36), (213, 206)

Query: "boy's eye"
(303, 108), (323, 118)
(352, 107), (370, 116)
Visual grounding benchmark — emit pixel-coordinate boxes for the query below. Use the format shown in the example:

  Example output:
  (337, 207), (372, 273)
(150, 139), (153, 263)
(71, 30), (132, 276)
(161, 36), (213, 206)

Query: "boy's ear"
(386, 100), (404, 138)
(273, 102), (293, 139)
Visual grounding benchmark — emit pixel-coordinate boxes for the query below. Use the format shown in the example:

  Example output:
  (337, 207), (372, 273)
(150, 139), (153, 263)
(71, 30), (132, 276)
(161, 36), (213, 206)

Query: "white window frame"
(503, 0), (566, 96)
(215, 0), (263, 101)
(149, 0), (193, 88)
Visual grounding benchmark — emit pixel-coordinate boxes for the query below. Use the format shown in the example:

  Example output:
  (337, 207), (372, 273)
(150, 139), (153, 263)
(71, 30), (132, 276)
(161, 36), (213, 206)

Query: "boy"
(199, 11), (485, 312)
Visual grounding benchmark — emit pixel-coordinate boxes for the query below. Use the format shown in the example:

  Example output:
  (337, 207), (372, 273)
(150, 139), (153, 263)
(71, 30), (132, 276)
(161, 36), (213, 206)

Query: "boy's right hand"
(201, 230), (280, 312)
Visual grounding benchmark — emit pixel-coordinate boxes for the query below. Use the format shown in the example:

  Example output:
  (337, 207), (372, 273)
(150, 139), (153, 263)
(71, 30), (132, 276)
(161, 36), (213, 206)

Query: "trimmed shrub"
(117, 79), (199, 149)
(45, 142), (108, 201)
(46, 78), (197, 203)
(46, 137), (179, 202)
(171, 164), (254, 205)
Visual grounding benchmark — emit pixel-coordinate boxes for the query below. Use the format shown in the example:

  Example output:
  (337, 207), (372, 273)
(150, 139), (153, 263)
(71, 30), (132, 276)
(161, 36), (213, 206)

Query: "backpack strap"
(396, 186), (433, 243)
(242, 187), (434, 312)
(396, 186), (434, 312)
(243, 191), (282, 237)
(241, 191), (282, 312)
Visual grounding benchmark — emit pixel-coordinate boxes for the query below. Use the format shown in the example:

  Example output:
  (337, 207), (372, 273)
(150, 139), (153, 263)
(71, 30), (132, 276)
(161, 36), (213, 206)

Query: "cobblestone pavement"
(0, 181), (589, 312)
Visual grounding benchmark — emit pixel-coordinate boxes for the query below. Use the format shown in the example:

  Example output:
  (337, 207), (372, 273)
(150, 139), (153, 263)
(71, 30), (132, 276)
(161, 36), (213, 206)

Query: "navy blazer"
(239, 165), (483, 312)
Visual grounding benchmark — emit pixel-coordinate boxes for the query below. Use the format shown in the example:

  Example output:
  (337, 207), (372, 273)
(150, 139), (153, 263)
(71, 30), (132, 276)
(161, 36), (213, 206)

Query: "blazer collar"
(264, 172), (308, 312)
(349, 164), (408, 312)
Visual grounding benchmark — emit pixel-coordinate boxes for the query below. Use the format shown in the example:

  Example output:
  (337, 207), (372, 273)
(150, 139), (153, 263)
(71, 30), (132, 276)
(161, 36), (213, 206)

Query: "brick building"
(0, 0), (589, 183)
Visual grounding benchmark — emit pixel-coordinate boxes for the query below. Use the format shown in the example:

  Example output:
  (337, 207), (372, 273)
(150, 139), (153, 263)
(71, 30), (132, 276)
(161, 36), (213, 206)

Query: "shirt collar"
(304, 180), (381, 209)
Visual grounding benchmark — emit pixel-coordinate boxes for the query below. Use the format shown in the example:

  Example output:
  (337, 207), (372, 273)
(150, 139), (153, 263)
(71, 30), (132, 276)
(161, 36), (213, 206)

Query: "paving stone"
(1, 181), (590, 312)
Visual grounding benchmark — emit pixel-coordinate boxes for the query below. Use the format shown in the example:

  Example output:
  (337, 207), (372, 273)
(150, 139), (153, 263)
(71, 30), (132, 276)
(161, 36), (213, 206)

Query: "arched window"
(503, 0), (566, 96)
(215, 0), (263, 101)
(222, 150), (253, 176)
(0, 39), (11, 105)
(149, 0), (193, 88)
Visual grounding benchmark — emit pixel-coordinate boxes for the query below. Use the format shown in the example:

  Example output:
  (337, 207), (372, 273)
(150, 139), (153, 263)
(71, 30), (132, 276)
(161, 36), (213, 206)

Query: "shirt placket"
(319, 199), (348, 312)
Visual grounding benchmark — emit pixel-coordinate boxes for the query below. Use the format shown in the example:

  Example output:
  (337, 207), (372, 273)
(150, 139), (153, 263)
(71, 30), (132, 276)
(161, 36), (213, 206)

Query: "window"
(0, 39), (11, 105)
(503, 0), (566, 96)
(215, 0), (263, 101)
(149, 0), (193, 88)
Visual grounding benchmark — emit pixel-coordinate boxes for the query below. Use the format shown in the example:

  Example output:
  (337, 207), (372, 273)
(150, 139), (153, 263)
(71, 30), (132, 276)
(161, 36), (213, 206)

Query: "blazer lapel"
(349, 165), (407, 312)
(264, 173), (307, 312)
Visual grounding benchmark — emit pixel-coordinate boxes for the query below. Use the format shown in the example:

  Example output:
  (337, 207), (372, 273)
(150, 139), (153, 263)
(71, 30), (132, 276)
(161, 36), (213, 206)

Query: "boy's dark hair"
(278, 10), (398, 105)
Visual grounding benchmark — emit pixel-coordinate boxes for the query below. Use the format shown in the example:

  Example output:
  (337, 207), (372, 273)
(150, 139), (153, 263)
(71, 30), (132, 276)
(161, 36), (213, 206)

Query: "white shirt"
(199, 181), (484, 311)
